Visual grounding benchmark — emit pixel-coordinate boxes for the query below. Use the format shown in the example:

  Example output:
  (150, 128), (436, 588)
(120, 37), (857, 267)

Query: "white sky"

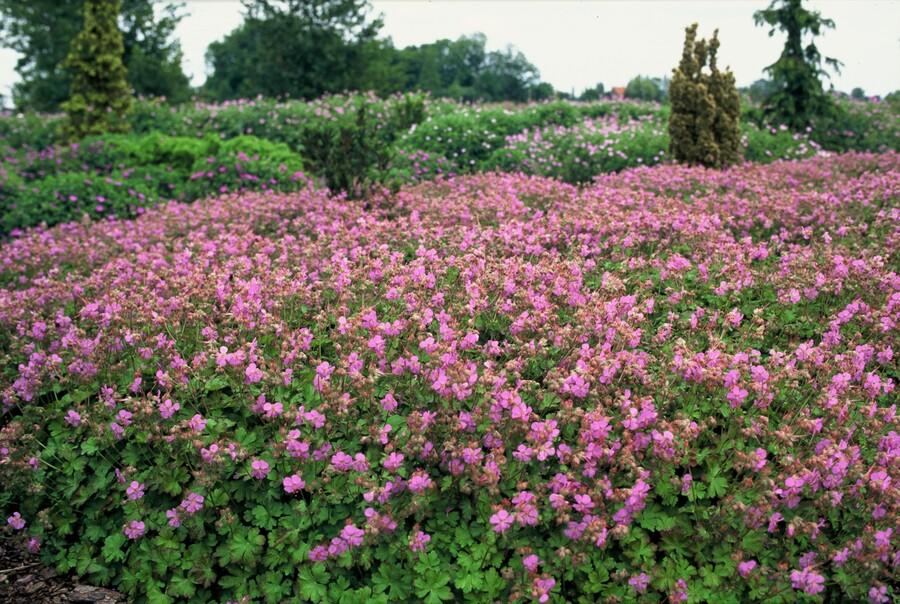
(1, 0), (898, 104)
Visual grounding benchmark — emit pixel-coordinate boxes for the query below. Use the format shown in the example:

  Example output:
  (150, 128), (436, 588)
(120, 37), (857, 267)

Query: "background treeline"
(4, 0), (890, 111)
(0, 0), (555, 107)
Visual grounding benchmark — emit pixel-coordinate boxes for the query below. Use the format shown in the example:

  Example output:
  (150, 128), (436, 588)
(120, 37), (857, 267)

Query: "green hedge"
(1, 133), (306, 234)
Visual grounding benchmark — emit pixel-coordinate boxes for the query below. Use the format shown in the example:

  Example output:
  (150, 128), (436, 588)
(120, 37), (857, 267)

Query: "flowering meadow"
(0, 150), (897, 603)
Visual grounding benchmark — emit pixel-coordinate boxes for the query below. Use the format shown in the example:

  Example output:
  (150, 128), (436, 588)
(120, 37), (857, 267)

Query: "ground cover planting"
(0, 152), (897, 603)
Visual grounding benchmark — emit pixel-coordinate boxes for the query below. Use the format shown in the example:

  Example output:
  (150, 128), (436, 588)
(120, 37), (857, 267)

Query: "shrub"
(1, 170), (158, 233)
(0, 134), (306, 234)
(668, 24), (741, 168)
(298, 93), (426, 197)
(61, 0), (133, 140)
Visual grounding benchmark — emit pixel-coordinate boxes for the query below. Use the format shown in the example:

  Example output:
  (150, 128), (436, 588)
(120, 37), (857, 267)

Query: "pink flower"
(408, 470), (433, 493)
(409, 530), (431, 552)
(738, 560), (757, 577)
(245, 362), (264, 384)
(628, 573), (650, 593)
(562, 373), (589, 398)
(308, 545), (328, 561)
(313, 361), (334, 392)
(380, 392), (398, 412)
(65, 410), (81, 426)
(166, 508), (181, 527)
(790, 568), (825, 595)
(868, 585), (888, 604)
(126, 480), (145, 500)
(7, 512), (25, 530)
(117, 409), (133, 426)
(727, 386), (748, 408)
(490, 509), (514, 533)
(533, 576), (555, 603)
(262, 401), (283, 419)
(382, 452), (404, 472)
(159, 399), (180, 419)
(27, 537), (40, 553)
(123, 520), (145, 540)
(869, 469), (891, 491)
(523, 554), (540, 573)
(250, 458), (270, 479)
(188, 414), (206, 433)
(282, 474), (305, 493)
(752, 448), (767, 471)
(180, 492), (204, 514)
(340, 524), (365, 547)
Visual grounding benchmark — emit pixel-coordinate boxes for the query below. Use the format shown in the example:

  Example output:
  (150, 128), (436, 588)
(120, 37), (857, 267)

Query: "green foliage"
(746, 79), (777, 105)
(0, 112), (63, 149)
(119, 1), (191, 103)
(0, 133), (306, 233)
(668, 24), (741, 168)
(624, 76), (666, 102)
(388, 33), (545, 102)
(579, 83), (606, 102)
(61, 0), (134, 140)
(0, 0), (190, 112)
(203, 0), (383, 101)
(753, 0), (842, 130)
(298, 93), (425, 197)
(203, 13), (549, 104)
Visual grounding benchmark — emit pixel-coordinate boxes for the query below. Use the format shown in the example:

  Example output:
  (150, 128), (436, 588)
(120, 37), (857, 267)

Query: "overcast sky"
(1, 0), (898, 103)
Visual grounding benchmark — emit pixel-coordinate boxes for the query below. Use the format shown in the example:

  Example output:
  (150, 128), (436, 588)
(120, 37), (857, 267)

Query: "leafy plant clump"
(1, 153), (897, 603)
(0, 133), (306, 234)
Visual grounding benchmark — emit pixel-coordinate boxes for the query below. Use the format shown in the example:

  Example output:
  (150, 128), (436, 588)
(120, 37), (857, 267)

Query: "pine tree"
(754, 0), (841, 130)
(61, 0), (133, 140)
(668, 23), (741, 168)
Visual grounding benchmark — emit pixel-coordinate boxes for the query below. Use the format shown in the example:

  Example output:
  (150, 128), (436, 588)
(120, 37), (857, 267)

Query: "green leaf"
(638, 504), (677, 531)
(707, 465), (728, 498)
(102, 532), (127, 563)
(205, 376), (229, 391)
(454, 568), (484, 593)
(415, 573), (452, 604)
(228, 528), (264, 565)
(168, 575), (196, 599)
(741, 530), (765, 554)
(298, 566), (329, 602)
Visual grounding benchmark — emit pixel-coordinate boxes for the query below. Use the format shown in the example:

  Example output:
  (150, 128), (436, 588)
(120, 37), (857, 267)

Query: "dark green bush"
(298, 93), (426, 197)
(1, 170), (158, 233)
(0, 133), (307, 234)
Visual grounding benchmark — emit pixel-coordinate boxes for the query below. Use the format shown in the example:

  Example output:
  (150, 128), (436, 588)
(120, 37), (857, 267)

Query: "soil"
(0, 540), (124, 603)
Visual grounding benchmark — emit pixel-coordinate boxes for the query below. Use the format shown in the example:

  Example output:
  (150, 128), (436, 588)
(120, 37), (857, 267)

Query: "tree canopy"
(0, 0), (190, 111)
(203, 2), (548, 103)
(753, 0), (841, 129)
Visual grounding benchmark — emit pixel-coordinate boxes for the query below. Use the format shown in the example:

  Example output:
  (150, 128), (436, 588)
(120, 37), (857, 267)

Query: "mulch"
(0, 540), (124, 603)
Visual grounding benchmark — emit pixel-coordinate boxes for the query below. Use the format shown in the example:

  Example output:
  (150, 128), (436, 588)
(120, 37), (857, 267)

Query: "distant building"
(611, 86), (626, 100)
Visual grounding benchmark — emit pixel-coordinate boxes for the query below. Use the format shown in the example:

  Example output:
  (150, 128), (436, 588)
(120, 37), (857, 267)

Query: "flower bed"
(1, 153), (898, 603)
